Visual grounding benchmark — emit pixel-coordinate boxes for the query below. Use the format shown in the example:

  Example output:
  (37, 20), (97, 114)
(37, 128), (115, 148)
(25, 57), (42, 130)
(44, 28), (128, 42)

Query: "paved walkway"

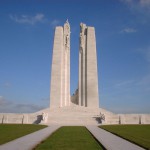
(0, 125), (146, 150)
(0, 125), (60, 150)
(86, 125), (145, 150)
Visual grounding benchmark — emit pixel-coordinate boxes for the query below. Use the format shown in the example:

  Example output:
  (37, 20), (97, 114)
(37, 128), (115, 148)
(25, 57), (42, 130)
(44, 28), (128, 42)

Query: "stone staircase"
(37, 105), (119, 125)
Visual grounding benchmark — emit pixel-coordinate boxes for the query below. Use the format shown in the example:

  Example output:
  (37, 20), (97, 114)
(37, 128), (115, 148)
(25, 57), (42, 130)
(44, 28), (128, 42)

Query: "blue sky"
(0, 0), (150, 113)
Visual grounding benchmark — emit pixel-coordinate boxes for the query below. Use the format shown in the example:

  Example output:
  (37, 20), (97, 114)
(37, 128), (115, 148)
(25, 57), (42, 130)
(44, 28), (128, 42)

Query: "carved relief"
(80, 47), (83, 54)
(64, 19), (70, 51)
(80, 23), (87, 53)
(65, 35), (70, 49)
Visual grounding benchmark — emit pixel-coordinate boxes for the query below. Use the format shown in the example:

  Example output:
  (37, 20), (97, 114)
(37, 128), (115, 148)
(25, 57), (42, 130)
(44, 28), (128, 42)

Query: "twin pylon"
(50, 20), (99, 108)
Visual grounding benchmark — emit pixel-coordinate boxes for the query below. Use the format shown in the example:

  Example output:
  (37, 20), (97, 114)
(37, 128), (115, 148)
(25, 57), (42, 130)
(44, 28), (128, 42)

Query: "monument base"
(0, 106), (150, 125)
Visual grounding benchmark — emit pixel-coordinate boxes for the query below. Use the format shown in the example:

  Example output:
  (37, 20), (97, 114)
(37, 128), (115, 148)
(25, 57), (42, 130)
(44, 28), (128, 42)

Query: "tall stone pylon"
(78, 23), (99, 108)
(50, 20), (70, 108)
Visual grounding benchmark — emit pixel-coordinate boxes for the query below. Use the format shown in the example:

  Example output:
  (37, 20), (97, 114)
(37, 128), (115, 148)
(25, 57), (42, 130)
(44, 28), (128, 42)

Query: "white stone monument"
(50, 21), (99, 108)
(0, 21), (150, 125)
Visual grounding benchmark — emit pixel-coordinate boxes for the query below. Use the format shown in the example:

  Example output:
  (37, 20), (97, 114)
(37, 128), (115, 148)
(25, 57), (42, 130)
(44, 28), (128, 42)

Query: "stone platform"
(41, 106), (112, 125)
(1, 105), (150, 125)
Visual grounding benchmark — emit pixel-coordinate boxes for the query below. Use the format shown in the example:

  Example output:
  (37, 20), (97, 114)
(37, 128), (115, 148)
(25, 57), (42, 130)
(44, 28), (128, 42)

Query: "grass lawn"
(0, 124), (47, 145)
(100, 125), (150, 150)
(35, 126), (103, 150)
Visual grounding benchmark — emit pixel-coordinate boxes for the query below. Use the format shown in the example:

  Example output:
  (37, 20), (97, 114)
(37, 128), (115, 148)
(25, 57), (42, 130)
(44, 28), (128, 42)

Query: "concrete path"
(86, 125), (145, 150)
(0, 125), (60, 150)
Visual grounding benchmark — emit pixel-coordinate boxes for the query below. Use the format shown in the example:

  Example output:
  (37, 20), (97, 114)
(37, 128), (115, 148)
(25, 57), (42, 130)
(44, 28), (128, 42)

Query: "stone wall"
(0, 109), (49, 124)
(103, 113), (150, 124)
(0, 108), (150, 125)
(119, 114), (150, 124)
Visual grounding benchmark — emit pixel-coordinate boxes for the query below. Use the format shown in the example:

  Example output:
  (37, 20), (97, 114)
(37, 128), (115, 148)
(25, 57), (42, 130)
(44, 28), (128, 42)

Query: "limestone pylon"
(78, 23), (99, 108)
(50, 20), (70, 108)
(50, 21), (99, 108)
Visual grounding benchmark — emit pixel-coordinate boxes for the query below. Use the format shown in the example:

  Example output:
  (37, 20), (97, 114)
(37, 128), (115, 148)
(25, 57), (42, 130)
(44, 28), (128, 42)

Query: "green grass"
(35, 126), (103, 150)
(0, 124), (47, 145)
(100, 125), (150, 150)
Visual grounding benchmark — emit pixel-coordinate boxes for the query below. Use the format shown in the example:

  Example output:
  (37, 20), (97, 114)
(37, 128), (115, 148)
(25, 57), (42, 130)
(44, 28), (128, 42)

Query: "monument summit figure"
(50, 20), (99, 108)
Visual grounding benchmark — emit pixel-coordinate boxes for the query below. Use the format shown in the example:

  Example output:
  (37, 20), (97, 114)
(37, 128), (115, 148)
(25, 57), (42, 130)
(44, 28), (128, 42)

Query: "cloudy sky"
(0, 0), (150, 113)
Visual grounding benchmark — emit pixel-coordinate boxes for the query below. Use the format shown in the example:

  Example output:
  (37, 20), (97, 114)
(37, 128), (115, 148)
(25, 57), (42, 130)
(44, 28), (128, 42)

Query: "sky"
(0, 0), (150, 114)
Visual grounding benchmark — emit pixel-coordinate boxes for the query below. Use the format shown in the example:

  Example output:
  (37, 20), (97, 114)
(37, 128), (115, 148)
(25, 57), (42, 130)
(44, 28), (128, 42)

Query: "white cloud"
(10, 14), (61, 27)
(140, 0), (150, 7)
(10, 13), (46, 25)
(119, 0), (150, 25)
(121, 0), (150, 6)
(120, 27), (137, 33)
(114, 80), (134, 88)
(137, 74), (150, 86)
(146, 47), (150, 62)
(0, 96), (45, 113)
(0, 96), (6, 105)
(0, 100), (45, 113)
(137, 46), (150, 63)
(3, 82), (11, 88)
(0, 96), (12, 106)
(120, 0), (150, 11)
(51, 19), (60, 27)
(112, 73), (150, 96)
(14, 103), (45, 112)
(41, 97), (49, 101)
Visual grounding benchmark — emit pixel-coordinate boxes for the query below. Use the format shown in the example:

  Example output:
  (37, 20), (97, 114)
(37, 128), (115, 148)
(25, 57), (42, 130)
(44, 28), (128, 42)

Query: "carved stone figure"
(42, 112), (48, 123)
(80, 23), (86, 52)
(64, 19), (70, 33)
(64, 19), (70, 50)
(65, 35), (70, 48)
